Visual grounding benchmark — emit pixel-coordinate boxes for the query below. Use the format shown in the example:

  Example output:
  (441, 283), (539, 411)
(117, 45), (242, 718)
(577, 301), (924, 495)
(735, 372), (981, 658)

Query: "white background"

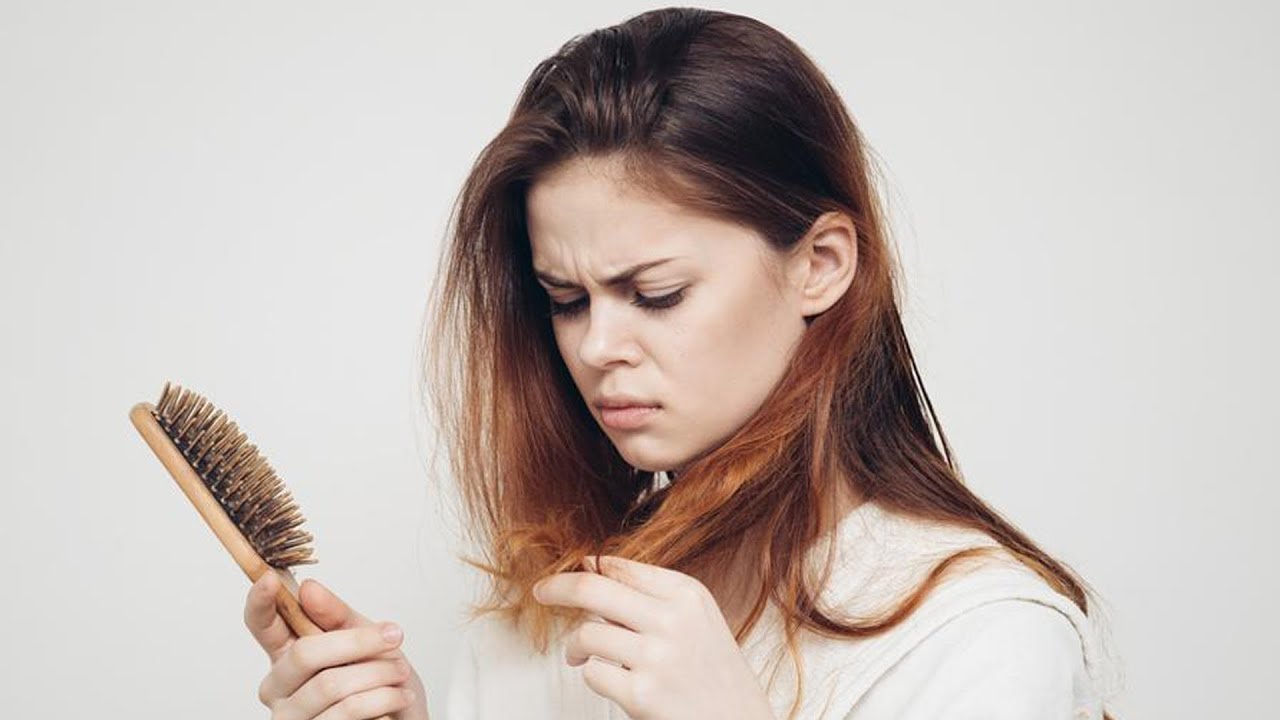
(2, 1), (1275, 717)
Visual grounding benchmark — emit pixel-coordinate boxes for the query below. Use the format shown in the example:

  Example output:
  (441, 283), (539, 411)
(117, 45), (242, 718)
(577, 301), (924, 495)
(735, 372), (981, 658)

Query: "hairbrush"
(131, 382), (396, 719)
(130, 381), (323, 636)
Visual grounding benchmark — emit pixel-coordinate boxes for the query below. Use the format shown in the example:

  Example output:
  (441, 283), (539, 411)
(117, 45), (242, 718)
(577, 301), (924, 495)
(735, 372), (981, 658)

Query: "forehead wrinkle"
(535, 257), (684, 289)
(527, 157), (703, 291)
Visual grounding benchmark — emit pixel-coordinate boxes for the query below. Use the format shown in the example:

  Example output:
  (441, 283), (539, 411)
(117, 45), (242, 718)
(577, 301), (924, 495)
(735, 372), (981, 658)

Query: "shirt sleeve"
(845, 599), (1096, 720)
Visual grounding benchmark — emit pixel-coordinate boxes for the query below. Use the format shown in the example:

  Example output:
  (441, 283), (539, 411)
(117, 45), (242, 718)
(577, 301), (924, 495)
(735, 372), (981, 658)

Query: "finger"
(298, 578), (374, 632)
(297, 579), (404, 666)
(580, 655), (633, 715)
(266, 622), (406, 701)
(312, 685), (416, 720)
(589, 554), (695, 600)
(288, 658), (411, 719)
(564, 618), (642, 670)
(244, 570), (296, 664)
(534, 572), (662, 633)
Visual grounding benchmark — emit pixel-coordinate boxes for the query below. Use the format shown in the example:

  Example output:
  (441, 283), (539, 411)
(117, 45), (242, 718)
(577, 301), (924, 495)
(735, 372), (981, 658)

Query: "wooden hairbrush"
(130, 381), (397, 720)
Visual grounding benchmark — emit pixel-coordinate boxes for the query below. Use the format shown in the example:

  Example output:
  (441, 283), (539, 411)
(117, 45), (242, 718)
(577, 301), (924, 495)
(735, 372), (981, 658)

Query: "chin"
(610, 435), (698, 474)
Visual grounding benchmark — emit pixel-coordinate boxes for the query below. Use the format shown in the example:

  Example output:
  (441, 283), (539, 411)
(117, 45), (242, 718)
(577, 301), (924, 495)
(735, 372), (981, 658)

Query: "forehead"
(525, 156), (761, 271)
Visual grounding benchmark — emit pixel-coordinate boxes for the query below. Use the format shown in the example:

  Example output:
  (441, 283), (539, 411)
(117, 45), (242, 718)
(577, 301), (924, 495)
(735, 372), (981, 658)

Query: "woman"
(244, 7), (1118, 720)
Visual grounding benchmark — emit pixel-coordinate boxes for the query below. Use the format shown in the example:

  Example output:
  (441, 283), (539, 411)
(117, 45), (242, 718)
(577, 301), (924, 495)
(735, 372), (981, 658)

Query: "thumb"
(298, 578), (373, 632)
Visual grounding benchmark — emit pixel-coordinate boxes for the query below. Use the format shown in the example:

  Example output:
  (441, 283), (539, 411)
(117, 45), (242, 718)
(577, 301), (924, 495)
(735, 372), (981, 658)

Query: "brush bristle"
(152, 381), (317, 569)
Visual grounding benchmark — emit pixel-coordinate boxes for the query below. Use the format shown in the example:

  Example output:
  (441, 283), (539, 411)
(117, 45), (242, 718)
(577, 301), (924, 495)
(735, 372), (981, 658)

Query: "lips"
(594, 395), (661, 431)
(598, 405), (661, 430)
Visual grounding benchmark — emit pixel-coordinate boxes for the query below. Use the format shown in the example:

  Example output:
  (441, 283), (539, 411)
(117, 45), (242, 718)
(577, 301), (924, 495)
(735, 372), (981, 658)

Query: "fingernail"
(382, 623), (403, 644)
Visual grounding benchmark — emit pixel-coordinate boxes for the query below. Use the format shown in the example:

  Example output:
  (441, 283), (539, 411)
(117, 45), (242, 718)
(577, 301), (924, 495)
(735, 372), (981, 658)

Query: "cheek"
(552, 326), (589, 384)
(667, 286), (799, 425)
(551, 326), (571, 363)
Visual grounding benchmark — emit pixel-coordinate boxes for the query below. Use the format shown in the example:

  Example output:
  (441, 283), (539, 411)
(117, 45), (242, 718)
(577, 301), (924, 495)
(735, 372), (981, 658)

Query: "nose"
(576, 300), (642, 369)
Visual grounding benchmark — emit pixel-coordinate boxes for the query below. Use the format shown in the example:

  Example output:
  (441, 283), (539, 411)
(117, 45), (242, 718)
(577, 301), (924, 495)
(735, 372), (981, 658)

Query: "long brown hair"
(422, 7), (1113, 719)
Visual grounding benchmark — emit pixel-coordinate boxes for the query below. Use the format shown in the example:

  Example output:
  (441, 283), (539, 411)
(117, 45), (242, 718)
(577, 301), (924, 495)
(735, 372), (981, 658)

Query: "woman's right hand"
(243, 571), (431, 720)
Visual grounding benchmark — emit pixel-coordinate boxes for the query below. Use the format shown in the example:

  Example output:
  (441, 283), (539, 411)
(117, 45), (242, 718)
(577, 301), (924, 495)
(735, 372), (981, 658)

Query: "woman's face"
(525, 156), (814, 473)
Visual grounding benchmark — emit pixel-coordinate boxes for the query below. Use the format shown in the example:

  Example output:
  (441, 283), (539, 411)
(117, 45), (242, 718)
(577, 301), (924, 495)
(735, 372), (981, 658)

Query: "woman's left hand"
(532, 554), (776, 720)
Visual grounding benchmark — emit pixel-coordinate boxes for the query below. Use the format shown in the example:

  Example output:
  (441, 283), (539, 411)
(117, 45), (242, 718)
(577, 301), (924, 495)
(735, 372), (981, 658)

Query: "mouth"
(598, 405), (661, 430)
(594, 396), (662, 431)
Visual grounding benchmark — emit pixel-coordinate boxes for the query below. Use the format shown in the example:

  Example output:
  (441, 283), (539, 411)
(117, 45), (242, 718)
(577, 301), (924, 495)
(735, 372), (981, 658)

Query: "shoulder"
(847, 599), (1099, 719)
(911, 599), (1085, 675)
(810, 503), (1109, 717)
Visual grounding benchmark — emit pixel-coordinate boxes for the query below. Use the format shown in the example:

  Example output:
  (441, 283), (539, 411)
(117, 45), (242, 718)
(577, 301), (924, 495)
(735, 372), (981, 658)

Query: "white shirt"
(444, 500), (1114, 719)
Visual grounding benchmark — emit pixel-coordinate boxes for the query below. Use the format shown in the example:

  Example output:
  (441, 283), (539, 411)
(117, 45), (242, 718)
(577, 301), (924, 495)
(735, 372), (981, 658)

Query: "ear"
(789, 211), (858, 318)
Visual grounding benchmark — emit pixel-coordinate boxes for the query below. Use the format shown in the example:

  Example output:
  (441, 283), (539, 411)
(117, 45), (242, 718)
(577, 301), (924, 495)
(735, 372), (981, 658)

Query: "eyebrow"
(534, 257), (682, 289)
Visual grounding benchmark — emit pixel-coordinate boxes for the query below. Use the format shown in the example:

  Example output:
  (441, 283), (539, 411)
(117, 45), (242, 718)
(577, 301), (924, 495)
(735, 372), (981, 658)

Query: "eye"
(547, 296), (587, 318)
(546, 288), (686, 319)
(633, 288), (685, 312)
